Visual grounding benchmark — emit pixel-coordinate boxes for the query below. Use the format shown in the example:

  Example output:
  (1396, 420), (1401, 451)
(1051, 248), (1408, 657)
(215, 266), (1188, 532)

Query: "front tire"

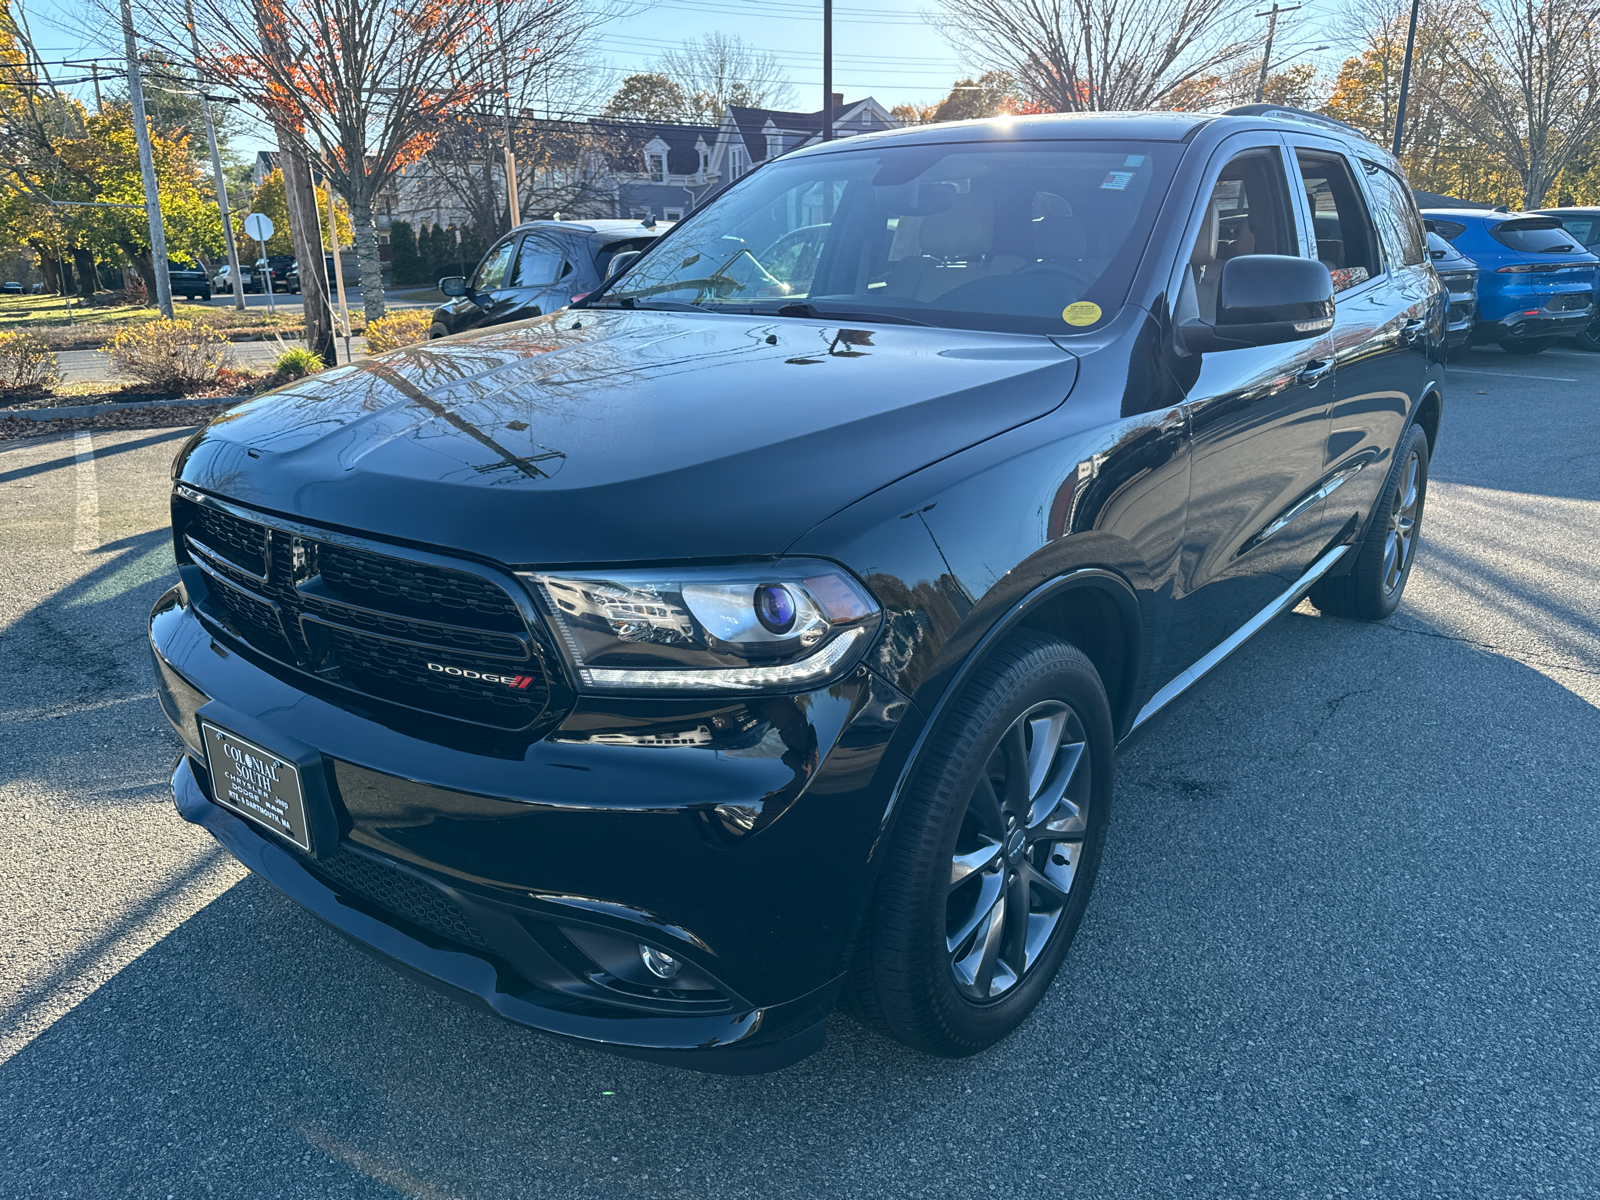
(844, 633), (1113, 1057)
(1310, 422), (1429, 621)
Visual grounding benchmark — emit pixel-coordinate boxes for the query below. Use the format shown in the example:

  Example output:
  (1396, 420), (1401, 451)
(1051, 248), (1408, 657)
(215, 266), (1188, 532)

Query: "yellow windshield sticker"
(1062, 302), (1102, 326)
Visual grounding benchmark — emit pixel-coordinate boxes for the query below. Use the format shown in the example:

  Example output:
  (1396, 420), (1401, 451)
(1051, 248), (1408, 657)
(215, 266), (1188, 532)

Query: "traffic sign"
(243, 212), (274, 242)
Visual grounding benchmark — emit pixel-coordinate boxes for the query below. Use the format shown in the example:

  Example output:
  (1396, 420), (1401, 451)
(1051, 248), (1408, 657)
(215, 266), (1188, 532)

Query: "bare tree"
(1427, 0), (1600, 206)
(125, 0), (595, 320)
(939, 0), (1265, 111)
(657, 33), (795, 122)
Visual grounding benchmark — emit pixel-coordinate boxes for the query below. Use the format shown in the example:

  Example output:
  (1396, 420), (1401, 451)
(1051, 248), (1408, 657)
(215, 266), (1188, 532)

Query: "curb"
(1, 395), (246, 422)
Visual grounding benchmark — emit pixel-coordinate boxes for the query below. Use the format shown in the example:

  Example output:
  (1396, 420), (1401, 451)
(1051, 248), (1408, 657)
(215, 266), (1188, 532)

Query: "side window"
(473, 237), (517, 291)
(1186, 149), (1296, 322)
(1556, 216), (1598, 247)
(1296, 152), (1382, 292)
(511, 236), (566, 288)
(1363, 162), (1427, 267)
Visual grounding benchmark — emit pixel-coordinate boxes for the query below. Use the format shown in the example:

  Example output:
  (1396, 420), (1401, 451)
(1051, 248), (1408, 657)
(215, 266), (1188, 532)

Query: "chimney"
(831, 92), (844, 110)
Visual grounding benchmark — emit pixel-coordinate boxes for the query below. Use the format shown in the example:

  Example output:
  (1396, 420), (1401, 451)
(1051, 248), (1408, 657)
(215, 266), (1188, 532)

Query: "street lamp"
(1392, 0), (1422, 156)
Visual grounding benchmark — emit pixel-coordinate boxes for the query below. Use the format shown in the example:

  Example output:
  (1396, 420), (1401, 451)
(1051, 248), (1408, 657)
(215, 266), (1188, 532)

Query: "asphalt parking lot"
(2, 340), (1598, 1198)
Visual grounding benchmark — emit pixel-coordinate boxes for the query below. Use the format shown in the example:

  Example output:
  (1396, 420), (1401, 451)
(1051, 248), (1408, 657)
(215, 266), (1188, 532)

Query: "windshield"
(592, 140), (1181, 334)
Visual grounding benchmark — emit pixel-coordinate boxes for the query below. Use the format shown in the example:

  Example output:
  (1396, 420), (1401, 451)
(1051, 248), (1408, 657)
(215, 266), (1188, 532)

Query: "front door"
(1170, 139), (1337, 668)
(454, 234), (522, 334)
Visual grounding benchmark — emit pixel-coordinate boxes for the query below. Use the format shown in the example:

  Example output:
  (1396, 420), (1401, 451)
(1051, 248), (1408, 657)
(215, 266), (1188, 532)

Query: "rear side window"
(1428, 219), (1467, 242)
(1297, 152), (1382, 291)
(1490, 219), (1580, 254)
(1363, 163), (1427, 267)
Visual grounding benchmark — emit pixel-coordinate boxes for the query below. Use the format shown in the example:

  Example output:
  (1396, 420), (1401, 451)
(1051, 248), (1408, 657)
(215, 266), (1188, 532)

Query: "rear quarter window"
(1427, 219), (1467, 242)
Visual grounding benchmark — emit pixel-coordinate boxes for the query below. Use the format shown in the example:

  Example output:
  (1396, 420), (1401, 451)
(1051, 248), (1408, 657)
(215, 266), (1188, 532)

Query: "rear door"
(1289, 140), (1427, 545)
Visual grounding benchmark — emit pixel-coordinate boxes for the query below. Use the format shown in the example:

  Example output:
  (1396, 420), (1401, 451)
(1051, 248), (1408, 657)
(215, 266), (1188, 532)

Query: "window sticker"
(1101, 171), (1135, 191)
(1062, 301), (1102, 326)
(1124, 155), (1146, 167)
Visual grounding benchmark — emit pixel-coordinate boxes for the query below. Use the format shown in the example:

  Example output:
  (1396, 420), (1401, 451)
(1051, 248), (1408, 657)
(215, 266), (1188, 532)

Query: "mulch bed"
(0, 401), (233, 441)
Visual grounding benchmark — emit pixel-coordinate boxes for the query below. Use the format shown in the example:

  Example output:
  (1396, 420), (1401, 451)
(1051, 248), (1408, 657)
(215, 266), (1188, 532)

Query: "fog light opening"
(640, 944), (681, 980)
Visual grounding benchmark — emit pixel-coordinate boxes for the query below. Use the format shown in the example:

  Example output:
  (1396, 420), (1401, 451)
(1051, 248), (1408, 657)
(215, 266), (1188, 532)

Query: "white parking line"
(72, 430), (99, 553)
(1451, 368), (1579, 383)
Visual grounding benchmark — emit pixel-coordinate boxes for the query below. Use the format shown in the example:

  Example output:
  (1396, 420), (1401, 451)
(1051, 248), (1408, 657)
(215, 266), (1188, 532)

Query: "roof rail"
(1222, 104), (1374, 144)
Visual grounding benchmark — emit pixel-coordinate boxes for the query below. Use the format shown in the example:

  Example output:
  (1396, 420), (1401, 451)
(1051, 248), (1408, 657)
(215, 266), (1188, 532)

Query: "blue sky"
(19, 0), (1351, 159)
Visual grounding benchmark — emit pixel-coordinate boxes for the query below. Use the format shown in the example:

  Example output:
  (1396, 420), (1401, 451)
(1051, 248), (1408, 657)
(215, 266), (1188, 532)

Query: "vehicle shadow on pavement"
(4, 589), (1599, 1199)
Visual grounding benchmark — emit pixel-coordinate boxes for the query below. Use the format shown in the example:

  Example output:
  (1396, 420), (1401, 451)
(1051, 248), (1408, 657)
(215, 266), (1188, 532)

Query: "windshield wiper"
(770, 302), (932, 326)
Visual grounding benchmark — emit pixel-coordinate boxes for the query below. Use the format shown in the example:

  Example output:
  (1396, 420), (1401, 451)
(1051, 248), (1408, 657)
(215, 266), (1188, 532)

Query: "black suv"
(429, 218), (667, 339)
(166, 259), (211, 301)
(253, 255), (295, 293)
(151, 106), (1444, 1072)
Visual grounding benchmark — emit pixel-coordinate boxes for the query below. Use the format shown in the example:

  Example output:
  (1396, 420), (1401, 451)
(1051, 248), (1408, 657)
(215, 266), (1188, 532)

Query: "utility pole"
(496, 0), (520, 227)
(1392, 0), (1422, 157)
(120, 0), (174, 317)
(821, 0), (832, 141)
(90, 64), (102, 113)
(1253, 2), (1301, 105)
(186, 0), (246, 310)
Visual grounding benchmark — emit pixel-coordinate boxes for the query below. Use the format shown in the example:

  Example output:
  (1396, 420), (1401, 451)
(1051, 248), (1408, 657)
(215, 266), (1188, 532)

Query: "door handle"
(1298, 358), (1333, 387)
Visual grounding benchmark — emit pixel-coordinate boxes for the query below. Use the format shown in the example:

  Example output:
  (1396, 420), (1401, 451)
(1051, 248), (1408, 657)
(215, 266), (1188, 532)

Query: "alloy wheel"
(1383, 448), (1421, 595)
(946, 700), (1091, 1002)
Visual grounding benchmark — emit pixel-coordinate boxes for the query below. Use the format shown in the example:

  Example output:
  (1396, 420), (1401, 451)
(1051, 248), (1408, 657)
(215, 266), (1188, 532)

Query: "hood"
(176, 308), (1078, 564)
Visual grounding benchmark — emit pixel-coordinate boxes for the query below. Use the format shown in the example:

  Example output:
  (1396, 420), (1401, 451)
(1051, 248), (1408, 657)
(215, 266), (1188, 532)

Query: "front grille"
(176, 492), (554, 730)
(304, 844), (491, 950)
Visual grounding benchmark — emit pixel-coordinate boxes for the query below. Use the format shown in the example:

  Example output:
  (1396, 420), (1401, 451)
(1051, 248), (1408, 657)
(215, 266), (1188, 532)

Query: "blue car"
(1422, 209), (1599, 353)
(1526, 206), (1600, 350)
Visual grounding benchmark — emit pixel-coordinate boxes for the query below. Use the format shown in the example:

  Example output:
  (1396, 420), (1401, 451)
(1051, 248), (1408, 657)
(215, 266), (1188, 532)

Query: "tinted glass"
(512, 237), (566, 287)
(1491, 220), (1580, 253)
(595, 237), (655, 277)
(1297, 152), (1381, 291)
(1187, 150), (1296, 322)
(1554, 215), (1599, 246)
(1363, 164), (1427, 266)
(1428, 219), (1467, 242)
(474, 237), (517, 290)
(595, 140), (1183, 334)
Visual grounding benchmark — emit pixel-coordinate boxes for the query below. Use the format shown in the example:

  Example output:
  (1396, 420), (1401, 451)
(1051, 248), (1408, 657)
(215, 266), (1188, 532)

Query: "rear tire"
(843, 632), (1113, 1057)
(1309, 423), (1429, 621)
(1577, 319), (1600, 352)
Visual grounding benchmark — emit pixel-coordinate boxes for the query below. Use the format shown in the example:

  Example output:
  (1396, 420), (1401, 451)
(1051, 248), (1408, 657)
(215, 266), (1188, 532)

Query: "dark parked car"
(1526, 206), (1600, 350)
(2, 280), (21, 294)
(151, 105), (1444, 1072)
(253, 254), (295, 293)
(167, 259), (211, 301)
(1425, 229), (1477, 356)
(284, 256), (336, 294)
(430, 219), (668, 338)
(1422, 208), (1599, 353)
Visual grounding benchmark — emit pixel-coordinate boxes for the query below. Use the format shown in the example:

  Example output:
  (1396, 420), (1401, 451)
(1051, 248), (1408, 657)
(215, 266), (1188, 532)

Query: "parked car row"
(1421, 207), (1600, 355)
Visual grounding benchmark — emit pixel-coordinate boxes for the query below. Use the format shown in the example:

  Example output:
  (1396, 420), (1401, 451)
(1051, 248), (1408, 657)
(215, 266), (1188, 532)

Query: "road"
(2, 342), (1598, 1198)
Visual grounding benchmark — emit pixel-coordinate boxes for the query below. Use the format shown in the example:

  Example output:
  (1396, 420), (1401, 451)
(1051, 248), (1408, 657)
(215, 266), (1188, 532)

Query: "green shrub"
(364, 309), (434, 353)
(0, 331), (60, 391)
(273, 344), (324, 380)
(104, 318), (232, 391)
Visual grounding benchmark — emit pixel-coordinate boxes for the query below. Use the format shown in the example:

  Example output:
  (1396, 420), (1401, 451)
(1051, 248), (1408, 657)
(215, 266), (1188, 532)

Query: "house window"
(647, 153), (665, 183)
(663, 208), (683, 221)
(631, 207), (651, 221)
(698, 148), (709, 175)
(730, 147), (749, 178)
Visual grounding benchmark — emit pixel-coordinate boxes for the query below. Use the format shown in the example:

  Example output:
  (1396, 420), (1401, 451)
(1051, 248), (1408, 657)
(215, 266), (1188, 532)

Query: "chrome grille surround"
(173, 486), (560, 731)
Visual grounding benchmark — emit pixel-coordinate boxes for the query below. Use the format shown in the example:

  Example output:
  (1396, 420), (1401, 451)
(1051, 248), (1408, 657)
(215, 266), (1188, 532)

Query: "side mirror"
(439, 275), (468, 297)
(1180, 255), (1334, 353)
(606, 250), (641, 279)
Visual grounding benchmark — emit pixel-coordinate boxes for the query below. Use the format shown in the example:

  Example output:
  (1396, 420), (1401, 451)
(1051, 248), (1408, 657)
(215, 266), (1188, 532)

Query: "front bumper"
(150, 584), (919, 1072)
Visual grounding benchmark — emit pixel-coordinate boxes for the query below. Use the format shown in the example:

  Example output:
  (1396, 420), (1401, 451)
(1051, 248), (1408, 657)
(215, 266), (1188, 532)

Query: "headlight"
(522, 560), (880, 693)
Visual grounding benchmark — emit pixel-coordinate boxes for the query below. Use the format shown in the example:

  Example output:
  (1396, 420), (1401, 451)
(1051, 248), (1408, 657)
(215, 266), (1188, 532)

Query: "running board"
(1130, 543), (1350, 732)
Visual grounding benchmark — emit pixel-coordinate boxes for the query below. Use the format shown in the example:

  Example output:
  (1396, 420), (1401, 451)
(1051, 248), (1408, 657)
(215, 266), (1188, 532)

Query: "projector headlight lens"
(523, 560), (879, 693)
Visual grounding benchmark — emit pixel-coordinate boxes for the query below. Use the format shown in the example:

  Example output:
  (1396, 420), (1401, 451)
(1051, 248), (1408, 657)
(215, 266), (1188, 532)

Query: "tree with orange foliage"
(127, 0), (583, 320)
